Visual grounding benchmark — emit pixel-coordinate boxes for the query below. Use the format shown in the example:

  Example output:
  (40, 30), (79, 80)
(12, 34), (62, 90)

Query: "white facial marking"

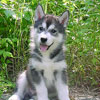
(40, 32), (47, 39)
(48, 24), (55, 30)
(42, 22), (46, 29)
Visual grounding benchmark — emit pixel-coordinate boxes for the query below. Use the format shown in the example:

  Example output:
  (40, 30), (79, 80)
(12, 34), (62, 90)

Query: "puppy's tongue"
(40, 45), (48, 52)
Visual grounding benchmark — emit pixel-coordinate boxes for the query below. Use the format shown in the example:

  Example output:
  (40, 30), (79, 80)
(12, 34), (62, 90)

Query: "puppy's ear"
(59, 10), (69, 28)
(35, 4), (45, 21)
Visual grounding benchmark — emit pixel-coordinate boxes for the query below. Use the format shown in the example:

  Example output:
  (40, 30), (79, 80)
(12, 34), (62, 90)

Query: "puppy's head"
(34, 5), (69, 52)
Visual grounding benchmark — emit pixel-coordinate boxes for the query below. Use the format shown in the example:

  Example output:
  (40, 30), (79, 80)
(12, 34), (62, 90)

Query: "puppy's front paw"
(8, 94), (20, 100)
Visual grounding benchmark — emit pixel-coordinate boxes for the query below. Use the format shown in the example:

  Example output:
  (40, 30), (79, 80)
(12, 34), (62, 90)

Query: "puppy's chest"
(38, 58), (56, 77)
(36, 57), (66, 86)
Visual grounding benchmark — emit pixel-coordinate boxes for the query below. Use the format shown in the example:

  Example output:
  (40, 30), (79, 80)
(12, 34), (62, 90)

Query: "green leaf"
(0, 3), (3, 8)
(92, 58), (97, 65)
(4, 10), (15, 18)
(24, 11), (31, 21)
(12, 38), (18, 42)
(2, 63), (7, 68)
(3, 51), (13, 58)
(0, 50), (4, 55)
(98, 15), (100, 22)
(6, 38), (13, 46)
(1, 0), (7, 4)
(6, 59), (12, 64)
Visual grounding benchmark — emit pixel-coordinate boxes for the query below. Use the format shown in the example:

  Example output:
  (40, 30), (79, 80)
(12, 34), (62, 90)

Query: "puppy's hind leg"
(8, 71), (28, 100)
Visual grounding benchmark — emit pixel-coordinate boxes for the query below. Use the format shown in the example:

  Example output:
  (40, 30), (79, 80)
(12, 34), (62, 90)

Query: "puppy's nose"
(41, 38), (47, 43)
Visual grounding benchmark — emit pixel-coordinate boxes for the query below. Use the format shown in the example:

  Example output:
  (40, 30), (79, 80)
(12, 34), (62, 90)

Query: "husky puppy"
(8, 4), (70, 100)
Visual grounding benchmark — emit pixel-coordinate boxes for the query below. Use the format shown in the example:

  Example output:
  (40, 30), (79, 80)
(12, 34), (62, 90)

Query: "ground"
(69, 87), (100, 100)
(1, 87), (100, 100)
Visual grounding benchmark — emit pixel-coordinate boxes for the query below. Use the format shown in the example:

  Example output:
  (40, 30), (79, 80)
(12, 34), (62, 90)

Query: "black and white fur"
(8, 4), (70, 100)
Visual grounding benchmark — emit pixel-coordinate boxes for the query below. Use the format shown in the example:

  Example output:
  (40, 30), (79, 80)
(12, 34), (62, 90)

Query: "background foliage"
(0, 0), (100, 96)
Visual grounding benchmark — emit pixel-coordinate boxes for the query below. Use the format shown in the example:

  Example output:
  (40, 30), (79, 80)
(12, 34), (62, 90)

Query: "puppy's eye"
(39, 26), (44, 31)
(51, 29), (57, 33)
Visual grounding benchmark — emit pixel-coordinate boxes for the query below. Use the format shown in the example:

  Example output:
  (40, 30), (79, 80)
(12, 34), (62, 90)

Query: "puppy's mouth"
(40, 42), (54, 52)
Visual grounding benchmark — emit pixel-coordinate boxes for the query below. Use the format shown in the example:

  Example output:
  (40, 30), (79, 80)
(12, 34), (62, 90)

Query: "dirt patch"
(1, 87), (100, 100)
(70, 87), (100, 100)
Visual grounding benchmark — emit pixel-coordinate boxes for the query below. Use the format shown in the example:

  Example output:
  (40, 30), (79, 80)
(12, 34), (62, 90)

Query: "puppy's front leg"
(35, 80), (49, 100)
(55, 70), (70, 100)
(30, 69), (49, 100)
